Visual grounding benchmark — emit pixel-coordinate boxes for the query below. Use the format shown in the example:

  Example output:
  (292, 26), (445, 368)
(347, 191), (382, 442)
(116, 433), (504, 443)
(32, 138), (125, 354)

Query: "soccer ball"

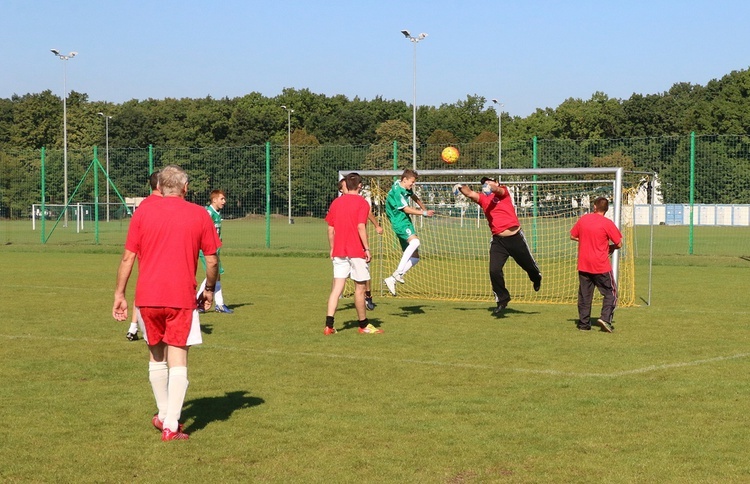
(441, 146), (459, 164)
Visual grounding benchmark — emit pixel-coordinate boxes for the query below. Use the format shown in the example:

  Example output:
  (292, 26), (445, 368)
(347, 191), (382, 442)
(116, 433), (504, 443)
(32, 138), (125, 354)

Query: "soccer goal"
(343, 168), (638, 307)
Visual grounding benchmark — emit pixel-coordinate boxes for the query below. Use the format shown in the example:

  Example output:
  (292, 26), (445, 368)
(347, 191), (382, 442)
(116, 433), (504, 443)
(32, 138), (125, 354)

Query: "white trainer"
(384, 276), (397, 296)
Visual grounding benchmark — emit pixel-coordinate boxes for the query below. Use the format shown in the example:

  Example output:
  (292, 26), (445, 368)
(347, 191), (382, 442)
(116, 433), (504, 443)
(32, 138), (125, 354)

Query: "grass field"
(1, 245), (749, 482)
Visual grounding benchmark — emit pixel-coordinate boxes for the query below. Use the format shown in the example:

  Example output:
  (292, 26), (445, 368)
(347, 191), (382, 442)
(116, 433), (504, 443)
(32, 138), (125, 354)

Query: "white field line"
(4, 333), (749, 378)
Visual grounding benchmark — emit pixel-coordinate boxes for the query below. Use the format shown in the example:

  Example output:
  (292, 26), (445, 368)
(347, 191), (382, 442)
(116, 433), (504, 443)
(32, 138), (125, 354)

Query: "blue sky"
(3, 0), (749, 117)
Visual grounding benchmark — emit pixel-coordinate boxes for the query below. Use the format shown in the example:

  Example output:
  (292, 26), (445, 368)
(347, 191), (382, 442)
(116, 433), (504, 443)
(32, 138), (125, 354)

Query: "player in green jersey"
(198, 190), (233, 313)
(383, 169), (434, 296)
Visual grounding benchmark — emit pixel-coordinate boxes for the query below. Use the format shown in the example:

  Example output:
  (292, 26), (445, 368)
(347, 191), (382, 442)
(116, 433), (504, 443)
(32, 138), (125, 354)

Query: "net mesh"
(356, 170), (636, 307)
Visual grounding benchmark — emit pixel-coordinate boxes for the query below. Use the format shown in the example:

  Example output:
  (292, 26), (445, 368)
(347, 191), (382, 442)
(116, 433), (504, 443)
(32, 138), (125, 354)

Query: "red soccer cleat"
(162, 427), (189, 441)
(152, 414), (183, 432)
(324, 327), (337, 336)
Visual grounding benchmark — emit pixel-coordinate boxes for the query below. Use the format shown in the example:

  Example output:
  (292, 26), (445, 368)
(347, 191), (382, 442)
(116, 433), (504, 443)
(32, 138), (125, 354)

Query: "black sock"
(358, 318), (368, 329)
(325, 316), (334, 328)
(365, 291), (372, 298)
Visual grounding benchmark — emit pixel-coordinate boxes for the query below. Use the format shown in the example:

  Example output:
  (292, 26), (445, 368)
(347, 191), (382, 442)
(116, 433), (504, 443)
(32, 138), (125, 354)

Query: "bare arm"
(198, 253), (219, 310)
(368, 211), (383, 234)
(357, 222), (371, 263)
(113, 249), (136, 321)
(406, 194), (435, 217)
(327, 225), (335, 258)
(457, 185), (481, 203)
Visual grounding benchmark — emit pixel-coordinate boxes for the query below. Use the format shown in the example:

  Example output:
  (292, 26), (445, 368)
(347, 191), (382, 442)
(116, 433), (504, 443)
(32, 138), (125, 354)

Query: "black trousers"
(489, 230), (542, 306)
(577, 271), (618, 327)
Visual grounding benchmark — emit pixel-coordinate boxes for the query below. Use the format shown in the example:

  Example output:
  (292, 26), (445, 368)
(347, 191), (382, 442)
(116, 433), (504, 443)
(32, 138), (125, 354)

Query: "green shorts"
(391, 221), (416, 251)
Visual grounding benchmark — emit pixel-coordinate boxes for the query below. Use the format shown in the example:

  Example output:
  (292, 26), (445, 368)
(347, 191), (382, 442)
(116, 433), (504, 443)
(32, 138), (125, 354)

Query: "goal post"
(340, 167), (638, 307)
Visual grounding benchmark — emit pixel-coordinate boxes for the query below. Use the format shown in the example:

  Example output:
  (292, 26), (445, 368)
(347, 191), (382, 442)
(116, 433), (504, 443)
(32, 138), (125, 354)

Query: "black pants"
(489, 230), (542, 306)
(577, 271), (618, 327)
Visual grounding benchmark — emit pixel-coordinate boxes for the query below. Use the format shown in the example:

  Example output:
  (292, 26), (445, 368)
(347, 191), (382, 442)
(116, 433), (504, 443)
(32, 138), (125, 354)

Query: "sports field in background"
(1, 246), (749, 482)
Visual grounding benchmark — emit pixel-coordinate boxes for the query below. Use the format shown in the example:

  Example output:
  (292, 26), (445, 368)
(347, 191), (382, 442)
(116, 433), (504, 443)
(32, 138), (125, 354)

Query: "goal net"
(345, 168), (636, 307)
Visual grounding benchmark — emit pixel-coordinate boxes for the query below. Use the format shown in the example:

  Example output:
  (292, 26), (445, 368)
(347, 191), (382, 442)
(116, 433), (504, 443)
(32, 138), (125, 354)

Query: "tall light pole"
(492, 99), (504, 170)
(98, 112), (112, 221)
(281, 105), (294, 224)
(401, 30), (428, 170)
(50, 49), (77, 227)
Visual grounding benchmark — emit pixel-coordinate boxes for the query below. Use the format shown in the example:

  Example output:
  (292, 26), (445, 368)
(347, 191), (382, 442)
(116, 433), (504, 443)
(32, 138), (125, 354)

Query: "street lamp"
(401, 30), (428, 170)
(98, 112), (112, 222)
(50, 49), (77, 227)
(281, 105), (294, 224)
(492, 99), (504, 170)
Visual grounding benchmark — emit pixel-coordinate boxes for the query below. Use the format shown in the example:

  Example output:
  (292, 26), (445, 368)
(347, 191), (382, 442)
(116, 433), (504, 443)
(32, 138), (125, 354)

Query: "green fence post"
(688, 131), (695, 255)
(393, 140), (398, 170)
(40, 147), (46, 244)
(265, 141), (271, 248)
(149, 145), (154, 175)
(94, 146), (100, 244)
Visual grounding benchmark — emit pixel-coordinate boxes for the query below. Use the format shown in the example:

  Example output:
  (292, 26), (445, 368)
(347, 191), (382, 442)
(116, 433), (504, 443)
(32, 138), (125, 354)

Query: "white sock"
(396, 239), (420, 275)
(128, 322), (139, 334)
(214, 281), (224, 307)
(196, 279), (206, 299)
(164, 366), (189, 432)
(148, 361), (169, 420)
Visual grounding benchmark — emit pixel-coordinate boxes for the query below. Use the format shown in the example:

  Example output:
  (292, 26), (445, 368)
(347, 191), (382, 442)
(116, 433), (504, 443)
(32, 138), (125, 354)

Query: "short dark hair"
(480, 176), (496, 185)
(149, 171), (159, 191)
(401, 169), (418, 180)
(345, 172), (362, 191)
(593, 197), (609, 213)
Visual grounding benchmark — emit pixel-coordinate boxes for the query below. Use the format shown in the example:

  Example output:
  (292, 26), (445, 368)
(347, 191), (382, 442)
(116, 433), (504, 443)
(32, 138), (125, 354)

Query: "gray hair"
(158, 165), (188, 196)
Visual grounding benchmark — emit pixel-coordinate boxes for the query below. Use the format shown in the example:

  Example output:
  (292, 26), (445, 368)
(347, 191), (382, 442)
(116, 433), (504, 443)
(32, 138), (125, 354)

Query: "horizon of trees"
(1, 68), (749, 152)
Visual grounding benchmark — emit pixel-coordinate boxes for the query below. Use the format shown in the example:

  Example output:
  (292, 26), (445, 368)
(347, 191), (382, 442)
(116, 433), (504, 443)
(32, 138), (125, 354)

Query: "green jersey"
(207, 205), (222, 239)
(385, 181), (416, 243)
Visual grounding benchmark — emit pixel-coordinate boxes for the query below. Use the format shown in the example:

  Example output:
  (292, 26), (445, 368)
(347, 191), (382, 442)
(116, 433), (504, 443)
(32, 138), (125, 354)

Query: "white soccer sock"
(196, 279), (206, 298)
(128, 322), (139, 334)
(214, 281), (224, 306)
(396, 239), (420, 275)
(164, 366), (189, 432)
(148, 361), (169, 420)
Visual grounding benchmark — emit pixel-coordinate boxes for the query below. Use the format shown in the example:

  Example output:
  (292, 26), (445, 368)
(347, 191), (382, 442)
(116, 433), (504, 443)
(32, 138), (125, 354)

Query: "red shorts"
(138, 307), (197, 347)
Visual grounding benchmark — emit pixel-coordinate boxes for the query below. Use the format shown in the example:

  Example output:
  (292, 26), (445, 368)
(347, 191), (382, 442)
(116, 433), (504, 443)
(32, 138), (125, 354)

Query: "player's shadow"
(395, 305), (428, 317)
(181, 390), (265, 433)
(340, 318), (384, 332)
(489, 306), (539, 318)
(200, 324), (213, 335)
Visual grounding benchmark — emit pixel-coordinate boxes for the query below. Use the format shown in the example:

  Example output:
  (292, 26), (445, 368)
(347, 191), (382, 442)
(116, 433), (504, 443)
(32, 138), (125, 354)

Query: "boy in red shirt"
(324, 173), (381, 335)
(570, 197), (623, 332)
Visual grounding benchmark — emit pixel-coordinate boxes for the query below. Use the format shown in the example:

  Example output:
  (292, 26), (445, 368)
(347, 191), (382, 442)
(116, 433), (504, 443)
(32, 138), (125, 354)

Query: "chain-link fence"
(1, 135), (748, 257)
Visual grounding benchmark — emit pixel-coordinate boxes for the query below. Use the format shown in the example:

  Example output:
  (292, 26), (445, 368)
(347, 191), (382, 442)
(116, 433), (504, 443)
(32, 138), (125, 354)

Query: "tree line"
(1, 68), (750, 152)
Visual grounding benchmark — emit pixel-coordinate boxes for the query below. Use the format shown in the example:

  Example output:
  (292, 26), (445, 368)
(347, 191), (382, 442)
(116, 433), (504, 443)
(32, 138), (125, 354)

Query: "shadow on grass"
(182, 390), (265, 432)
(487, 306), (540, 319)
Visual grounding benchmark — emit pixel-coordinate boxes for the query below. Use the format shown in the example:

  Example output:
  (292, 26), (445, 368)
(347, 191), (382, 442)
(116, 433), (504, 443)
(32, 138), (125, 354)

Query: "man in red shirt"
(113, 164), (221, 441)
(126, 171), (161, 342)
(456, 177), (542, 315)
(324, 172), (381, 335)
(570, 197), (623, 332)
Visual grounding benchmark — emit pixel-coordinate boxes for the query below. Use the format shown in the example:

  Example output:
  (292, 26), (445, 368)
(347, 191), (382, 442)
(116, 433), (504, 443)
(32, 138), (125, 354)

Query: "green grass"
(1, 248), (750, 482)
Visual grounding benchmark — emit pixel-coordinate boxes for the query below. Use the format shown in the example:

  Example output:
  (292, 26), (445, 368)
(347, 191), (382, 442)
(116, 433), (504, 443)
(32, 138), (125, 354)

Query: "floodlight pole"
(401, 30), (428, 170)
(492, 99), (504, 170)
(281, 105), (294, 224)
(98, 112), (112, 221)
(51, 49), (77, 226)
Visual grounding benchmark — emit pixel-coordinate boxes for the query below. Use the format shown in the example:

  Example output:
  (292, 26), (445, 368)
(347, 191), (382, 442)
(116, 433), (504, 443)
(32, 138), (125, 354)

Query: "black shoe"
(492, 304), (507, 315)
(577, 325), (591, 331)
(365, 297), (376, 311)
(533, 276), (542, 292)
(126, 331), (139, 341)
(597, 319), (614, 333)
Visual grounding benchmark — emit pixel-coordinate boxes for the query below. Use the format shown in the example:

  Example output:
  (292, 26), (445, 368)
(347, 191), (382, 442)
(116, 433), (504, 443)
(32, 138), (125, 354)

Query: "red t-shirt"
(570, 213), (623, 273)
(477, 186), (520, 235)
(137, 193), (161, 209)
(126, 196), (221, 308)
(325, 193), (370, 258)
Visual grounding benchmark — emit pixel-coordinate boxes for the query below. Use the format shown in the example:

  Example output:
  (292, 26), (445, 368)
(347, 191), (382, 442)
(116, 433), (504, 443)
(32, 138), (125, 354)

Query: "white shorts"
(332, 257), (370, 282)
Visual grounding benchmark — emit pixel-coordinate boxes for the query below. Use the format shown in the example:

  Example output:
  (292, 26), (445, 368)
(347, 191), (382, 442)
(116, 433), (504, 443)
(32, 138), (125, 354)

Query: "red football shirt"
(477, 186), (520, 235)
(570, 213), (623, 273)
(126, 196), (221, 308)
(325, 193), (370, 258)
